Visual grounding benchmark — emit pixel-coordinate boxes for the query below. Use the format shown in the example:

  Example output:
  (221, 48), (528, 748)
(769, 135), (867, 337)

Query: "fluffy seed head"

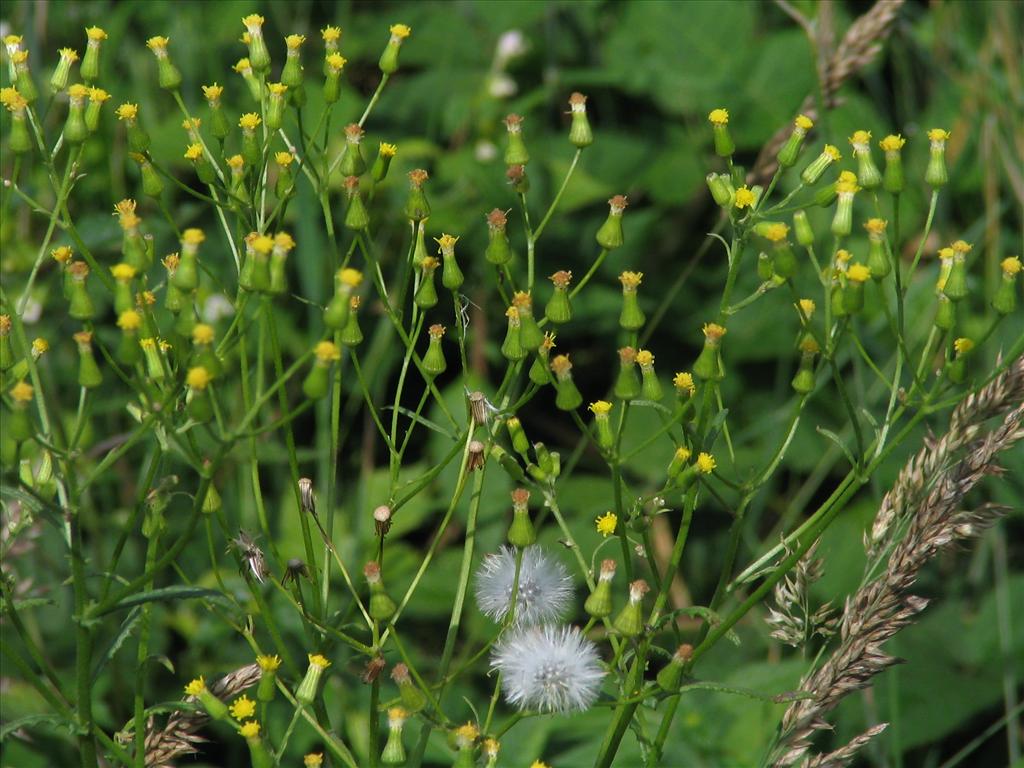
(474, 545), (572, 626)
(490, 624), (605, 712)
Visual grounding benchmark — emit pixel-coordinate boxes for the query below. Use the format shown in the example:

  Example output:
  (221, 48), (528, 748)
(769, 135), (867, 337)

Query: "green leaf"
(92, 607), (142, 683)
(0, 714), (73, 741)
(112, 586), (226, 610)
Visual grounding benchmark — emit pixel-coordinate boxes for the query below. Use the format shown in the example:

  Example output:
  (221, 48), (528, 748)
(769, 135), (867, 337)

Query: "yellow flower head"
(0, 314), (10, 335)
(836, 176), (860, 196)
(256, 654), (281, 671)
(146, 36), (170, 52)
(138, 291), (156, 306)
(428, 324), (446, 340)
(275, 151), (294, 167)
(550, 354), (572, 376)
(242, 14), (265, 30)
(619, 270), (643, 290)
(879, 134), (906, 152)
(795, 114), (814, 131)
(531, 760), (552, 768)
(286, 34), (306, 50)
(68, 83), (90, 101)
(58, 47), (80, 62)
(1, 86), (21, 107)
(708, 108), (729, 126)
(73, 330), (93, 347)
(31, 338), (49, 356)
(184, 143), (203, 161)
(202, 83), (223, 101)
(4, 34), (23, 49)
(928, 128), (951, 143)
(1000, 256), (1021, 276)
(227, 154), (245, 170)
(86, 26), (107, 41)
(674, 446), (692, 463)
(588, 400), (613, 417)
(835, 248), (852, 264)
(118, 310), (142, 331)
(186, 366), (211, 390)
(696, 452), (716, 474)
(181, 117), (201, 133)
(184, 325), (214, 349)
(308, 653), (331, 669)
(88, 87), (111, 103)
(389, 24), (412, 39)
(823, 144), (841, 161)
(268, 82), (288, 96)
(3, 90), (26, 112)
(595, 511), (618, 537)
(239, 112), (261, 131)
(116, 103), (138, 121)
(11, 50), (28, 65)
(799, 337), (820, 355)
(454, 722), (478, 746)
(233, 58), (252, 74)
(229, 695), (256, 721)
(239, 721), (260, 739)
(111, 263), (137, 282)
(635, 349), (654, 367)
(797, 298), (816, 318)
(304, 754), (324, 768)
(314, 341), (341, 364)
(849, 130), (871, 149)
(379, 141), (398, 158)
(159, 340), (172, 353)
(338, 268), (363, 288)
(435, 233), (459, 253)
(184, 676), (206, 696)
(10, 381), (34, 403)
(274, 232), (296, 251)
(951, 239), (972, 255)
(864, 218), (887, 236)
(251, 235), (274, 254)
(51, 245), (73, 263)
(182, 228), (205, 246)
(702, 322), (727, 342)
(673, 371), (695, 395)
(953, 337), (974, 356)
(326, 52), (347, 72)
(762, 223), (789, 242)
(847, 263), (870, 283)
(420, 256), (439, 272)
(321, 26), (342, 43)
(734, 186), (755, 209)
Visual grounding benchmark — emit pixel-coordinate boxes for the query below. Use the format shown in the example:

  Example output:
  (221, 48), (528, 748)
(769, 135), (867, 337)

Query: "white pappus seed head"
(490, 624), (605, 713)
(474, 545), (572, 626)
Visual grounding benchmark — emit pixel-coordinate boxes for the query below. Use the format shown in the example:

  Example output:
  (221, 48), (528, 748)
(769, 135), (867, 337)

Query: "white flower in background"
(475, 140), (498, 162)
(202, 293), (235, 323)
(488, 72), (517, 98)
(495, 30), (527, 67)
(474, 545), (572, 626)
(491, 624), (605, 712)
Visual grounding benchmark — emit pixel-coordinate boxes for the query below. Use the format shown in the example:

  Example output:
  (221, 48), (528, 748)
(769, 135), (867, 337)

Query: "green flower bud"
(372, 141), (397, 183)
(791, 338), (818, 394)
(666, 446), (692, 480)
(568, 92), (593, 148)
(777, 115), (813, 168)
(934, 292), (956, 330)
(146, 37), (182, 90)
(693, 323), (726, 381)
(66, 262), (94, 320)
(84, 87), (110, 132)
(343, 176), (370, 231)
(303, 341), (341, 400)
(636, 350), (662, 401)
(140, 337), (166, 381)
(6, 102), (32, 154)
(865, 218), (891, 279)
(364, 561), (397, 622)
(403, 169), (431, 222)
(505, 416), (530, 459)
(6, 382), (36, 443)
(115, 311), (142, 366)
(706, 172), (735, 208)
(613, 579), (649, 637)
(501, 307), (526, 361)
(529, 334), (556, 386)
(992, 256), (1020, 315)
(614, 346), (641, 400)
(760, 223), (797, 279)
(268, 233), (295, 296)
(503, 113), (530, 165)
(242, 14), (271, 72)
(596, 195), (627, 250)
(63, 84), (90, 144)
(484, 208), (514, 266)
(379, 24), (411, 74)
(202, 481), (222, 515)
(186, 366), (212, 422)
(657, 644), (693, 692)
(414, 257), (440, 309)
(323, 52), (346, 103)
(74, 332), (102, 389)
(295, 653), (331, 706)
(618, 271), (645, 330)
(924, 128), (950, 188)
(849, 131), (882, 190)
(588, 401), (614, 450)
(11, 51), (38, 103)
(323, 268), (362, 329)
(391, 663), (426, 713)
(513, 292), (544, 351)
(708, 108), (734, 157)
(183, 677), (229, 721)
(255, 655), (281, 703)
(422, 324), (447, 378)
(947, 337), (973, 384)
(507, 488), (536, 548)
(880, 134), (906, 194)
(550, 354), (583, 411)
(545, 271), (573, 324)
(506, 163), (529, 194)
(585, 559), (616, 618)
(436, 234), (464, 291)
(339, 123), (367, 176)
(942, 240), (971, 301)
(831, 177), (859, 237)
(265, 82), (288, 130)
(841, 264), (870, 314)
(382, 707), (408, 765)
(793, 210), (814, 247)
(81, 28), (107, 82)
(282, 34), (306, 88)
(801, 144), (841, 185)
(340, 297), (364, 347)
(239, 112), (262, 168)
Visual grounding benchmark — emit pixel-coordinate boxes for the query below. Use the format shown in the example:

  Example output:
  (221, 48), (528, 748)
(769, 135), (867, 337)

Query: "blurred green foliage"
(2, 1), (1022, 767)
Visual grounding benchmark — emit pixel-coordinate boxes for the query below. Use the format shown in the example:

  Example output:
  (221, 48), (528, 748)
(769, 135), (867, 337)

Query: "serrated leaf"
(816, 426), (857, 469)
(92, 607), (142, 682)
(0, 714), (73, 741)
